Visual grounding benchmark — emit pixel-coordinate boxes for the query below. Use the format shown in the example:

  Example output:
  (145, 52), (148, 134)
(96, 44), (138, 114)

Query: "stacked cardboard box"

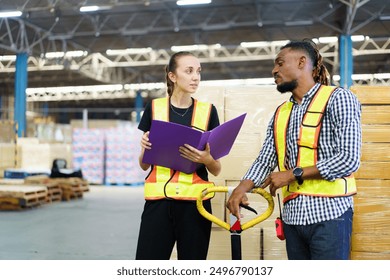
(0, 121), (17, 178)
(189, 85), (289, 260)
(1, 138), (73, 171)
(71, 121), (148, 186)
(72, 128), (105, 184)
(105, 123), (148, 185)
(0, 143), (16, 178)
(197, 85), (390, 260)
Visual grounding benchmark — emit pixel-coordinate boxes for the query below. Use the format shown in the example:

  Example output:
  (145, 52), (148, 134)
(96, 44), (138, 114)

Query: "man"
(226, 40), (362, 260)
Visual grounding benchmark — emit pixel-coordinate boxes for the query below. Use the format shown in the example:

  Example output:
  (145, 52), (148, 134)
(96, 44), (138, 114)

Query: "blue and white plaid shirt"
(243, 83), (362, 225)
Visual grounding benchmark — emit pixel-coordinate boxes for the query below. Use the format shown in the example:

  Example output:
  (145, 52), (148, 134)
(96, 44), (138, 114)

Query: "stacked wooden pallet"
(0, 178), (25, 185)
(23, 176), (63, 202)
(24, 176), (89, 201)
(45, 182), (63, 203)
(52, 178), (89, 201)
(350, 86), (390, 260)
(0, 176), (90, 210)
(0, 185), (48, 210)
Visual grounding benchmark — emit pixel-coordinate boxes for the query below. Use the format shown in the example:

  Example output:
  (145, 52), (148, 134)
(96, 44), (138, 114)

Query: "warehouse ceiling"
(0, 0), (390, 106)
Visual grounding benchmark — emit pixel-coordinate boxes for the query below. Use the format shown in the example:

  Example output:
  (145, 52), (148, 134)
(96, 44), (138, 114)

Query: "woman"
(136, 51), (221, 260)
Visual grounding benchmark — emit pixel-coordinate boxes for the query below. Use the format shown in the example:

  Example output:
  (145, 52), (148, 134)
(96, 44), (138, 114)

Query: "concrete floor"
(0, 186), (145, 260)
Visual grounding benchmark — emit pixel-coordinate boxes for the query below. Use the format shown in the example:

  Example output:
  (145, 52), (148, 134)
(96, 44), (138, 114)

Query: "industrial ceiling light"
(80, 6), (100, 12)
(379, 15), (390, 20)
(333, 73), (390, 82)
(0, 55), (17, 61)
(201, 78), (275, 86)
(106, 47), (153, 56)
(45, 51), (87, 58)
(79, 5), (112, 13)
(0, 10), (22, 18)
(171, 44), (209, 52)
(312, 35), (369, 44)
(170, 44), (220, 52)
(285, 20), (313, 26)
(176, 0), (212, 6)
(240, 40), (289, 48)
(318, 36), (338, 43)
(351, 35), (368, 42)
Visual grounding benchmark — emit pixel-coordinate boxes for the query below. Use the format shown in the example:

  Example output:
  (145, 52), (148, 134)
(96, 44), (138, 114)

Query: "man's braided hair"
(282, 39), (330, 86)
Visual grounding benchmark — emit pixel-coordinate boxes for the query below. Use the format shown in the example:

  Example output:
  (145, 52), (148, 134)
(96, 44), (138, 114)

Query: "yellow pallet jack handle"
(196, 186), (274, 231)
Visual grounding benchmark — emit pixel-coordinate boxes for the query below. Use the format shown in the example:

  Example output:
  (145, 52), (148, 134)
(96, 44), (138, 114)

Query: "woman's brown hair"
(165, 51), (196, 96)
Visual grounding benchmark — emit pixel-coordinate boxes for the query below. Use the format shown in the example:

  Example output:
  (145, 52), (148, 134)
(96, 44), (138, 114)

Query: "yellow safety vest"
(144, 97), (215, 200)
(273, 85), (357, 203)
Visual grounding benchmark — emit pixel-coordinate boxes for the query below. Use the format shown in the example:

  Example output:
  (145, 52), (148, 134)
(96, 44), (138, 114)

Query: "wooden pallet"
(24, 176), (89, 201)
(24, 175), (52, 185)
(57, 178), (90, 193)
(80, 179), (90, 192)
(45, 183), (63, 203)
(52, 178), (85, 201)
(59, 184), (83, 201)
(0, 178), (25, 185)
(0, 185), (48, 210)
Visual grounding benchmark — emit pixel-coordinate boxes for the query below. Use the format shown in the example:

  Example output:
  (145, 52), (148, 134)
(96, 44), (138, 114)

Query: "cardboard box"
(224, 86), (289, 134)
(0, 143), (16, 177)
(193, 86), (225, 123)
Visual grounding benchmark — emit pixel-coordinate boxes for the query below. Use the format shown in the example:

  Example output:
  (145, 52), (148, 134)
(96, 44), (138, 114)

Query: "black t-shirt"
(138, 97), (220, 181)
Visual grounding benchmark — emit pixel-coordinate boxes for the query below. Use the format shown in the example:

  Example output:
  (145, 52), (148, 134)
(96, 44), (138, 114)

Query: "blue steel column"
(14, 53), (28, 137)
(135, 90), (143, 122)
(339, 35), (353, 89)
(42, 102), (49, 117)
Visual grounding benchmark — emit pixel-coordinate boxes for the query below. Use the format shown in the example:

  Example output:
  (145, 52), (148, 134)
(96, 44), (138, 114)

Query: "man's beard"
(276, 80), (298, 93)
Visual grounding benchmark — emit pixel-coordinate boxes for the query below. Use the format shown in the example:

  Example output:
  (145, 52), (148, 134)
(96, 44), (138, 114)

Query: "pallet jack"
(197, 186), (274, 260)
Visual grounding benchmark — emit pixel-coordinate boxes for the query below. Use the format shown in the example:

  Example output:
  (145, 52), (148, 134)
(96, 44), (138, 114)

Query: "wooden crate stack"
(350, 86), (390, 259)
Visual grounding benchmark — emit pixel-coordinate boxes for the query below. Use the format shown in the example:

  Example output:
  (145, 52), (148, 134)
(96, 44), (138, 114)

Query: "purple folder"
(142, 113), (246, 174)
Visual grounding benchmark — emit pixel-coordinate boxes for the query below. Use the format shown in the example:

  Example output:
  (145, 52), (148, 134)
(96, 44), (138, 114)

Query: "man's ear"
(298, 56), (307, 69)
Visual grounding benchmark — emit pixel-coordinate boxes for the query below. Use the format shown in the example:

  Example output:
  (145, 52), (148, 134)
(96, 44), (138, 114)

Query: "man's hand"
(261, 170), (294, 196)
(226, 180), (254, 220)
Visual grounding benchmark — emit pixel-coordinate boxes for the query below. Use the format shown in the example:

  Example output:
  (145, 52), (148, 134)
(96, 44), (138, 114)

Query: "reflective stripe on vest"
(273, 85), (357, 203)
(144, 97), (215, 200)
